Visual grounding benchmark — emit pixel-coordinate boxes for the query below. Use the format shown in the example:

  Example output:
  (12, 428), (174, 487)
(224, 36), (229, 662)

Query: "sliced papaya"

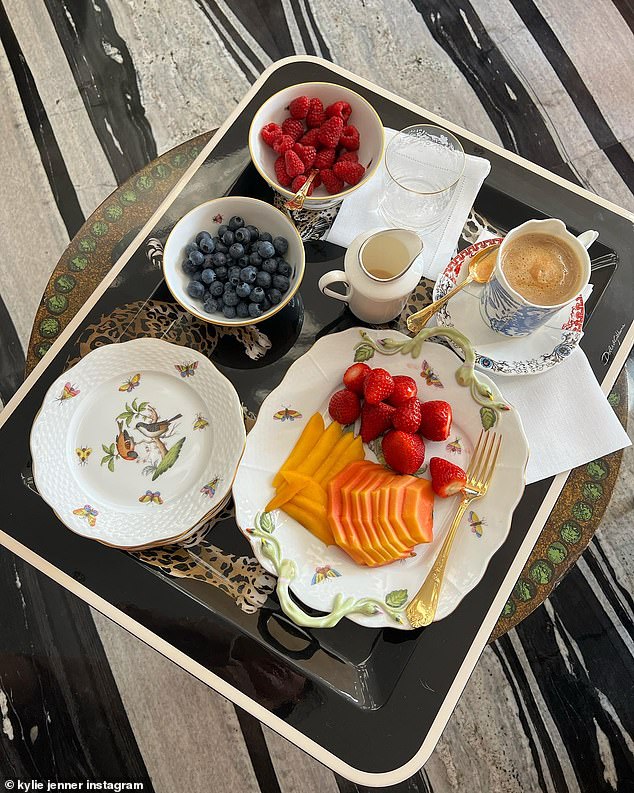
(371, 488), (413, 559)
(339, 465), (387, 565)
(402, 478), (434, 544)
(328, 465), (378, 566)
(385, 476), (420, 548)
(272, 412), (324, 488)
(349, 468), (396, 564)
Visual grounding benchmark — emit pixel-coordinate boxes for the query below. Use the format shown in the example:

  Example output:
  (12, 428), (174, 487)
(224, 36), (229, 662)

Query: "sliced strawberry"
(429, 457), (466, 497)
(392, 398), (422, 433)
(388, 375), (417, 406)
(363, 368), (394, 405)
(382, 430), (425, 475)
(328, 389), (361, 425)
(419, 400), (452, 442)
(360, 401), (395, 443)
(343, 362), (371, 395)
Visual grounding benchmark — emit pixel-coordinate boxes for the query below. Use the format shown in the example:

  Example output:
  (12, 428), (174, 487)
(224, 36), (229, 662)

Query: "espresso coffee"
(501, 233), (582, 306)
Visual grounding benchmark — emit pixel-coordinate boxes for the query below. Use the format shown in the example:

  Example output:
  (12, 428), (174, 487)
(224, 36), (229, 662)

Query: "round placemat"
(26, 130), (627, 640)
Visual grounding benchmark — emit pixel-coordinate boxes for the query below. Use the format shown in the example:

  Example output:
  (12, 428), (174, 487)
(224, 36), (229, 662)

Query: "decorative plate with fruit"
(233, 327), (529, 629)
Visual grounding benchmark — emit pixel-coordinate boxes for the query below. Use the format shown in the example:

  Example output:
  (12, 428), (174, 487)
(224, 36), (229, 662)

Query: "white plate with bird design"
(30, 337), (245, 549)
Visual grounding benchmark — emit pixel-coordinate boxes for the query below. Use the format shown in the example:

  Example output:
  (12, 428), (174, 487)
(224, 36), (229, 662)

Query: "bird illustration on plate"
(119, 373), (141, 393)
(116, 421), (138, 460)
(75, 446), (92, 465)
(273, 406), (302, 421)
(468, 510), (485, 537)
(135, 413), (182, 439)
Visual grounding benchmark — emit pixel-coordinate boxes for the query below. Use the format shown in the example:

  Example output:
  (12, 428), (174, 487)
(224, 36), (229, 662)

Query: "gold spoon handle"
(283, 169), (318, 211)
(406, 275), (473, 333)
(406, 497), (471, 627)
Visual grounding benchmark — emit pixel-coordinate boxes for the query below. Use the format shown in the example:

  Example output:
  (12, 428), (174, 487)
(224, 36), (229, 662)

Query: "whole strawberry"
(328, 389), (361, 425)
(282, 117), (305, 141)
(326, 100), (352, 121)
(273, 134), (295, 154)
(306, 98), (326, 128)
(293, 142), (317, 170)
(392, 398), (422, 433)
(388, 375), (417, 407)
(284, 149), (305, 178)
(339, 125), (360, 151)
(274, 155), (292, 187)
(382, 430), (425, 475)
(318, 116), (344, 148)
(314, 147), (336, 170)
(260, 122), (282, 148)
(419, 400), (452, 442)
(333, 160), (365, 186)
(364, 368), (394, 404)
(320, 169), (344, 195)
(429, 457), (466, 497)
(343, 362), (371, 395)
(288, 95), (310, 119)
(360, 401), (395, 443)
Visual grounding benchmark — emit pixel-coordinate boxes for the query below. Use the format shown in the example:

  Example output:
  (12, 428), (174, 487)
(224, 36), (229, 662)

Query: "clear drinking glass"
(378, 124), (465, 232)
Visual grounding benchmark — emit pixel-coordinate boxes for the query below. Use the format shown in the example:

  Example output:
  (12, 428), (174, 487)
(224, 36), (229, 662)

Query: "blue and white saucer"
(434, 238), (584, 376)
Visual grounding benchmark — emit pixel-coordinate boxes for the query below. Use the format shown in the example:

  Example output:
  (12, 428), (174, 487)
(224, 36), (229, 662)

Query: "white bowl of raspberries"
(249, 82), (384, 208)
(163, 196), (305, 326)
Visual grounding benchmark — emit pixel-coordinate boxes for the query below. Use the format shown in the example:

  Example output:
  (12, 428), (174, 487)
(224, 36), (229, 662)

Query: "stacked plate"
(30, 338), (245, 550)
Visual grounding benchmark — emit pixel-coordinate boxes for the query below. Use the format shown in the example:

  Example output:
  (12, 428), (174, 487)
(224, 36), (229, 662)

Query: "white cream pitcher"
(318, 228), (423, 324)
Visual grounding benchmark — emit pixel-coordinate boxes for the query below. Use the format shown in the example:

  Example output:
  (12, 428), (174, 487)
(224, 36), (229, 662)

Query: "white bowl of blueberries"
(163, 196), (305, 326)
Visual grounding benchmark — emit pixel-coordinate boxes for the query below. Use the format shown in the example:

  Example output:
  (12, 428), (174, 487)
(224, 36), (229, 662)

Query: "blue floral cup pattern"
(480, 219), (597, 338)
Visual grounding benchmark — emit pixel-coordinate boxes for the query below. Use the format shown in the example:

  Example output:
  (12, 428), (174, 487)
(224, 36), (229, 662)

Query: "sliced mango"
(313, 431), (355, 485)
(272, 412), (324, 488)
(316, 433), (365, 486)
(282, 499), (334, 546)
(296, 420), (343, 477)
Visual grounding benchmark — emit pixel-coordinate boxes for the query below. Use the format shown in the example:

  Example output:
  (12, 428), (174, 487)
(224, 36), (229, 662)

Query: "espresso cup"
(480, 219), (598, 337)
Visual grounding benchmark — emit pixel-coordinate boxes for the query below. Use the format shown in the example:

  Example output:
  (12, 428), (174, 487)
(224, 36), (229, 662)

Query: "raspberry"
(337, 151), (359, 163)
(284, 149), (305, 178)
(260, 122), (282, 148)
(306, 98), (326, 128)
(333, 160), (365, 186)
(318, 116), (344, 148)
(288, 95), (310, 119)
(281, 117), (304, 141)
(314, 147), (336, 170)
(290, 174), (315, 195)
(339, 125), (360, 151)
(325, 101), (352, 121)
(274, 155), (292, 187)
(299, 128), (320, 146)
(320, 169), (343, 194)
(293, 142), (316, 170)
(273, 134), (295, 154)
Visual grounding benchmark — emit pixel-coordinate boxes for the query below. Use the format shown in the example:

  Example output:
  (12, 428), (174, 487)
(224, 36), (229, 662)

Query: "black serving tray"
(1, 58), (632, 786)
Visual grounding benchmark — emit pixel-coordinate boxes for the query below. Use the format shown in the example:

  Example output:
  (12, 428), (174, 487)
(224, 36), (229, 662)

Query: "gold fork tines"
(406, 430), (502, 628)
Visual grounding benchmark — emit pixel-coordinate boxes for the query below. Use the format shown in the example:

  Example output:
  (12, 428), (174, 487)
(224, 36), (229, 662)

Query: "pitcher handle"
(318, 270), (351, 303)
(577, 230), (599, 249)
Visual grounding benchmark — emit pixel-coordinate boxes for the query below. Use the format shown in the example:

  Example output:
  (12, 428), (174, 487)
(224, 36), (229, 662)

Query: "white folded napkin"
(327, 128), (491, 280)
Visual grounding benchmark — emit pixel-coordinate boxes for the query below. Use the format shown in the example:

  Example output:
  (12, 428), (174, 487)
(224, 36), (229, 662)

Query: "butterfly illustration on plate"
(311, 565), (342, 585)
(446, 437), (462, 454)
(193, 413), (209, 431)
(138, 490), (163, 505)
(56, 382), (80, 402)
(273, 406), (302, 422)
(75, 447), (92, 466)
(72, 504), (98, 527)
(420, 360), (443, 388)
(175, 361), (198, 378)
(201, 476), (221, 498)
(119, 373), (141, 393)
(468, 510), (486, 537)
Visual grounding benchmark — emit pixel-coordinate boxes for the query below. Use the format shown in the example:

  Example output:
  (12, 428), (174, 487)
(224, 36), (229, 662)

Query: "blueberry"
(240, 266), (257, 284)
(187, 280), (205, 299)
(277, 260), (292, 277)
(256, 270), (272, 288)
(259, 232), (273, 243)
(246, 225), (259, 241)
(196, 231), (212, 244)
(250, 286), (265, 304)
(203, 297), (220, 313)
(272, 274), (290, 292)
(211, 252), (227, 268)
(209, 281), (224, 297)
(248, 302), (263, 318)
(218, 224), (228, 237)
(215, 265), (228, 281)
(262, 258), (277, 274)
(229, 243), (245, 260)
(189, 249), (205, 266)
(236, 282), (251, 299)
(236, 301), (250, 318)
(185, 242), (198, 255)
(215, 242), (229, 254)
(235, 227), (250, 244)
(267, 287), (282, 305)
(238, 256), (249, 268)
(273, 236), (288, 255)
(249, 252), (263, 267)
(228, 265), (241, 285)
(199, 236), (215, 254)
(261, 297), (272, 312)
(191, 271), (203, 282)
(201, 268), (216, 284)
(224, 281), (236, 293)
(222, 230), (234, 246)
(222, 304), (237, 319)
(182, 259), (198, 275)
(228, 215), (245, 231)
(256, 240), (275, 259)
(223, 290), (239, 307)
(203, 254), (214, 268)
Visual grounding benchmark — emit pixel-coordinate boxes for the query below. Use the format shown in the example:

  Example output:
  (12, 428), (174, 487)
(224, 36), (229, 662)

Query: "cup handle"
(577, 230), (599, 249)
(318, 270), (351, 303)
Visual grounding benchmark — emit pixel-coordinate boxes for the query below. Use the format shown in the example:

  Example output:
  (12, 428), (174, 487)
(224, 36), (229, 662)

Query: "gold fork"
(406, 430), (502, 628)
